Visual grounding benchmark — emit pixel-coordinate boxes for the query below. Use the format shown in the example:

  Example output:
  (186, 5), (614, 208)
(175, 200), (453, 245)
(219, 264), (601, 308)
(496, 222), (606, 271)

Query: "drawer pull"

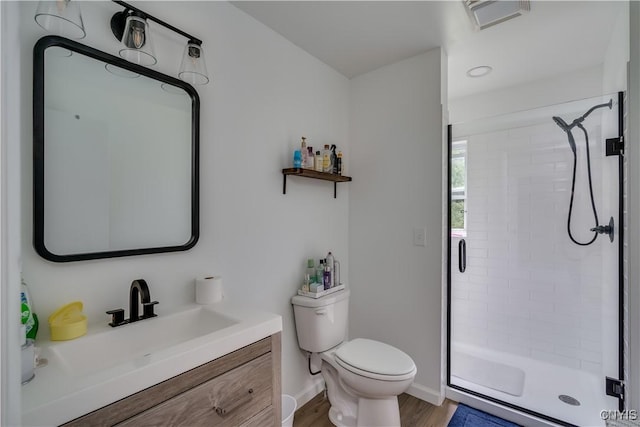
(214, 388), (254, 416)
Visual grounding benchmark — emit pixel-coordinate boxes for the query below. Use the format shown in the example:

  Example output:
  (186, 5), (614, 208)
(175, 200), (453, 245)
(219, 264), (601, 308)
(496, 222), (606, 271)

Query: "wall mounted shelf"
(282, 168), (352, 198)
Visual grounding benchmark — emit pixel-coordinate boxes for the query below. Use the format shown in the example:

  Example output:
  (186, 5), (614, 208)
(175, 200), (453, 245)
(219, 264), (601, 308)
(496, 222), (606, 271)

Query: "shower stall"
(447, 93), (625, 426)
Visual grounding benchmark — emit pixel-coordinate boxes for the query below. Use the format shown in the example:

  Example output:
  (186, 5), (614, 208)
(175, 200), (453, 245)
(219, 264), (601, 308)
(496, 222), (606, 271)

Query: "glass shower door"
(448, 94), (623, 426)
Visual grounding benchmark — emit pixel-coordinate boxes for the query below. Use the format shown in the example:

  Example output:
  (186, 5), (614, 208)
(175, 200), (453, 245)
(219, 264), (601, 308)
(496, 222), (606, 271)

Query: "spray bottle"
(325, 252), (335, 288)
(21, 277), (38, 340)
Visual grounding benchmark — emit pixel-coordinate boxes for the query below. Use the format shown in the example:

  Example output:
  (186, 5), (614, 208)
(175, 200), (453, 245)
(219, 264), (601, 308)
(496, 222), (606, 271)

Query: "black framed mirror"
(33, 36), (199, 262)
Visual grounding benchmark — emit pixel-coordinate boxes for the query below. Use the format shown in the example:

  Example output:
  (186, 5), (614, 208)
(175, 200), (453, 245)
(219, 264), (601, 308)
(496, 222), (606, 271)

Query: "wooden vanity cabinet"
(63, 333), (282, 427)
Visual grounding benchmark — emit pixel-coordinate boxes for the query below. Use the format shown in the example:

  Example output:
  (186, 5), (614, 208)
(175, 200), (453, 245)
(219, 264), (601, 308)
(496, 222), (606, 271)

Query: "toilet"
(291, 289), (416, 427)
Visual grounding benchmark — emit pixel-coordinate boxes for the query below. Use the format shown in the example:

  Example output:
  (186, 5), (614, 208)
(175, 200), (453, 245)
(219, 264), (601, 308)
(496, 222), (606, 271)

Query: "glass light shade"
(178, 42), (209, 85)
(34, 0), (86, 39)
(119, 14), (156, 66)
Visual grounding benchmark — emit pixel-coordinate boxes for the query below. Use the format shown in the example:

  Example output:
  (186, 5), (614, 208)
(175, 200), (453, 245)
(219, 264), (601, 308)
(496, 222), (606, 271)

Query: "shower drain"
(558, 395), (581, 406)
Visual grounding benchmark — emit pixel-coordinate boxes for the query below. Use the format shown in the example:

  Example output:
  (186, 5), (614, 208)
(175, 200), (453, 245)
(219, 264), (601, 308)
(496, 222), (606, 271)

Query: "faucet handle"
(142, 301), (159, 319)
(106, 308), (126, 327)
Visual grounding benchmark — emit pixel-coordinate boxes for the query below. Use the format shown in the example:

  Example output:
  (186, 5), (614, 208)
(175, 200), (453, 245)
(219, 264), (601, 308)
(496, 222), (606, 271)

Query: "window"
(451, 140), (467, 234)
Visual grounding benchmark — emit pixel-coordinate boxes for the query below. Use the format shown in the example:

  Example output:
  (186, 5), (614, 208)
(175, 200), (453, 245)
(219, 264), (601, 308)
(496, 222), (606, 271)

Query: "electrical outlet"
(413, 228), (426, 247)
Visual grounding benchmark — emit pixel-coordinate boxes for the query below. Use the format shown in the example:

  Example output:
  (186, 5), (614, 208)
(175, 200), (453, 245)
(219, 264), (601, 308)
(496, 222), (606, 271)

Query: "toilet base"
(326, 395), (401, 427)
(320, 350), (405, 427)
(356, 396), (400, 427)
(328, 406), (356, 427)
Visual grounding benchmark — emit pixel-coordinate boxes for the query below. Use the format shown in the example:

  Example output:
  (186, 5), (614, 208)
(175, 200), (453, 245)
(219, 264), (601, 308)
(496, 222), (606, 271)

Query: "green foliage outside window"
(451, 156), (465, 190)
(451, 143), (466, 231)
(451, 200), (465, 230)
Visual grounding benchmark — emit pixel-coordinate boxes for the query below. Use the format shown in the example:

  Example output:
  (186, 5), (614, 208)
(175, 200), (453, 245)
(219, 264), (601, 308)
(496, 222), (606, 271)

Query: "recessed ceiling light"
(466, 65), (493, 78)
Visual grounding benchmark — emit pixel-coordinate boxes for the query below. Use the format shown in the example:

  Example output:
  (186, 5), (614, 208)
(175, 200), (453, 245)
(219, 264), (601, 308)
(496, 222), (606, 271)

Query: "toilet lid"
(335, 338), (415, 376)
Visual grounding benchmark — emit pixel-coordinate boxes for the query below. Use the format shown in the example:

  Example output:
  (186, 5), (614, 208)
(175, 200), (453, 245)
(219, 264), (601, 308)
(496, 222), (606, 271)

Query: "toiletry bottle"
(334, 258), (341, 287)
(307, 147), (315, 170)
(301, 137), (308, 168)
(325, 252), (335, 287)
(306, 258), (316, 284)
(302, 273), (311, 292)
(323, 264), (332, 290)
(21, 279), (38, 340)
(316, 259), (325, 285)
(293, 149), (302, 168)
(330, 145), (338, 174)
(322, 145), (332, 173)
(315, 151), (323, 172)
(337, 151), (343, 175)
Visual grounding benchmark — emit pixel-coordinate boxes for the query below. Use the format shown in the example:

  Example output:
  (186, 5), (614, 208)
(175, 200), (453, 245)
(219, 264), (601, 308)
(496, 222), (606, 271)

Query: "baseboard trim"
(407, 382), (444, 406)
(293, 380), (443, 409)
(293, 379), (325, 409)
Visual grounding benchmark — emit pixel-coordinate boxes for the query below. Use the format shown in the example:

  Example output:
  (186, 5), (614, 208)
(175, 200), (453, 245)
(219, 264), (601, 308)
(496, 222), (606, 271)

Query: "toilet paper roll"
(195, 276), (224, 304)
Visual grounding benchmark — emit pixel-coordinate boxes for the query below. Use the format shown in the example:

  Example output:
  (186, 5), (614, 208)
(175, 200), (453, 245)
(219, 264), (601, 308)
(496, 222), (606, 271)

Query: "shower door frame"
(445, 91), (626, 426)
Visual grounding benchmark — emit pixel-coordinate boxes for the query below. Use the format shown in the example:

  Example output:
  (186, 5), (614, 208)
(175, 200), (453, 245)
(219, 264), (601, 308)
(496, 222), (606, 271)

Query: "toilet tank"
(291, 289), (350, 353)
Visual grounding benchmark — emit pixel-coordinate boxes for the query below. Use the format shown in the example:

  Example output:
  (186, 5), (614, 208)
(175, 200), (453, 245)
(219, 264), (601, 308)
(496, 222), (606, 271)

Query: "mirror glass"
(34, 36), (199, 262)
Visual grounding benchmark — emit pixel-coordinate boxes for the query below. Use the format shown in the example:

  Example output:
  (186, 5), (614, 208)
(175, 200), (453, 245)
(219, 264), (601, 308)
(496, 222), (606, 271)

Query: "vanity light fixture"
(116, 11), (156, 66)
(34, 0), (86, 39)
(110, 1), (210, 85)
(179, 42), (210, 86)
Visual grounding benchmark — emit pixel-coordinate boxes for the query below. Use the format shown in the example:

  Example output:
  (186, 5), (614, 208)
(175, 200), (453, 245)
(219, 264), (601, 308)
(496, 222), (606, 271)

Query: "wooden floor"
(292, 393), (458, 427)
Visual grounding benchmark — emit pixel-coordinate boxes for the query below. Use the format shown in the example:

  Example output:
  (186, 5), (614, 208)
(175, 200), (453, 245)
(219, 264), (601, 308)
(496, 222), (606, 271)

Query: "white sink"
(48, 306), (238, 377)
(22, 303), (282, 426)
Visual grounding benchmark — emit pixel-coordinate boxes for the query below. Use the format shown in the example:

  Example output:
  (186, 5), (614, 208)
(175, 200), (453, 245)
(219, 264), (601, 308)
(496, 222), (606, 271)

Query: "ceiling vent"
(463, 0), (530, 30)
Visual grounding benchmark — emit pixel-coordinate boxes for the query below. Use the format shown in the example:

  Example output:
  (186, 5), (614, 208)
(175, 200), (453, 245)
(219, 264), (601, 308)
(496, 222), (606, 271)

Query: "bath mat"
(451, 352), (525, 396)
(448, 404), (521, 427)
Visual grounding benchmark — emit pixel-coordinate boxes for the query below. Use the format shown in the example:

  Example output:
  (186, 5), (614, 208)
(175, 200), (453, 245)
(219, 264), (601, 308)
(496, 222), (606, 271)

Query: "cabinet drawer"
(117, 353), (272, 427)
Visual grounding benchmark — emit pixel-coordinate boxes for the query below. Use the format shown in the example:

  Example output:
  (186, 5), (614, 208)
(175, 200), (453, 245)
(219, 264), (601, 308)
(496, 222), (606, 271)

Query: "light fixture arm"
(111, 0), (202, 46)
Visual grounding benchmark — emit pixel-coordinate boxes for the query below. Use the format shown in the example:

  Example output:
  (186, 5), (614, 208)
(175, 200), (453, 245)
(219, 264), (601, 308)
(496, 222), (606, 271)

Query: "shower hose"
(566, 122), (598, 246)
(553, 100), (612, 246)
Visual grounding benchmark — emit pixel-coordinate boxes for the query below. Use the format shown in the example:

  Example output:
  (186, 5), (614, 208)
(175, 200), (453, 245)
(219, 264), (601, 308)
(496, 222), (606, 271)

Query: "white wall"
(348, 49), (446, 404)
(11, 1), (350, 420)
(1, 1), (25, 425)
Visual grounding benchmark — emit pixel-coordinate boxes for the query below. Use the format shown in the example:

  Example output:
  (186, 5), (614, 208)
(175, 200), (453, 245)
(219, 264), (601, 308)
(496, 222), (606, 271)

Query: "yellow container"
(48, 301), (87, 341)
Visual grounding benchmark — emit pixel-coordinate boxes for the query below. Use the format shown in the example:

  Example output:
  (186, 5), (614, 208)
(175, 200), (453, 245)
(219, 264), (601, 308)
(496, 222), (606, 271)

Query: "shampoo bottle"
(316, 259), (325, 285)
(306, 259), (316, 284)
(330, 145), (338, 174)
(325, 252), (335, 287)
(301, 137), (308, 168)
(307, 147), (315, 170)
(323, 265), (331, 290)
(315, 151), (323, 172)
(322, 145), (332, 173)
(293, 150), (302, 168)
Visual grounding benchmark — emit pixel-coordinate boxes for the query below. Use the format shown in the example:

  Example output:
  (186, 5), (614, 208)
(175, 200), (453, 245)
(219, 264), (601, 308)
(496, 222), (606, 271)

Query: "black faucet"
(106, 279), (159, 327)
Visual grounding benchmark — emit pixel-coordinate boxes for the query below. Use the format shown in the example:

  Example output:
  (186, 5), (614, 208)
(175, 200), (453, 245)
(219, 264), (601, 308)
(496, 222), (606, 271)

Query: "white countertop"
(21, 303), (282, 426)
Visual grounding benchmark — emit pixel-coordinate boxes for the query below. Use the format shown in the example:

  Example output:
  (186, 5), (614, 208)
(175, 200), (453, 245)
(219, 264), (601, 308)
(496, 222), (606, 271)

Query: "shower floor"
(451, 343), (618, 426)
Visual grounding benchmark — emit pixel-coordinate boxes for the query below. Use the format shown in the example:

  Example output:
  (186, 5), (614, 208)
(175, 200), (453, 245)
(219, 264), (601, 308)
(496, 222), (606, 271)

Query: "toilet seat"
(334, 338), (416, 381)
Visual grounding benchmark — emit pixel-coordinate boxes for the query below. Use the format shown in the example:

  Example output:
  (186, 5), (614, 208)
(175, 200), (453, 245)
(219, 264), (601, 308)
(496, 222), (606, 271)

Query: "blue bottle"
(293, 150), (302, 168)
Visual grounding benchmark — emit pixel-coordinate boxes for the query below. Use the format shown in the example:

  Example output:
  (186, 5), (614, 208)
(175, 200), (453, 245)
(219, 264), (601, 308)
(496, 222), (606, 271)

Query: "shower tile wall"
(452, 120), (607, 375)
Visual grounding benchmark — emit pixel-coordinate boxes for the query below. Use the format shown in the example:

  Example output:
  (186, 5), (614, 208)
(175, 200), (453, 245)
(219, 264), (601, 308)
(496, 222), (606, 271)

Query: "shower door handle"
(458, 239), (466, 273)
